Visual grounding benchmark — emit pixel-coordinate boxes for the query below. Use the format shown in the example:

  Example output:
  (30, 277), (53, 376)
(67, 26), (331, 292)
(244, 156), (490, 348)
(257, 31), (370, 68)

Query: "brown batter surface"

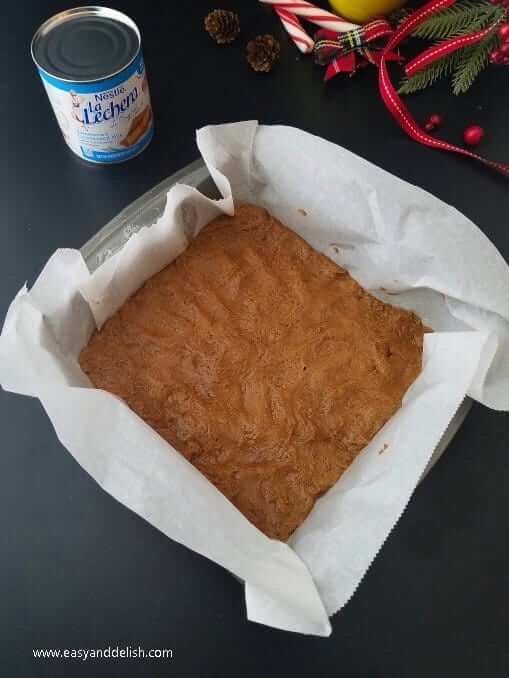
(80, 204), (424, 540)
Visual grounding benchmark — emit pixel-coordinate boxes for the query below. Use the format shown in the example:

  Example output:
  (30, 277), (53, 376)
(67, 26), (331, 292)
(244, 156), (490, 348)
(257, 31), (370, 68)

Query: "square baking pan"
(81, 159), (472, 479)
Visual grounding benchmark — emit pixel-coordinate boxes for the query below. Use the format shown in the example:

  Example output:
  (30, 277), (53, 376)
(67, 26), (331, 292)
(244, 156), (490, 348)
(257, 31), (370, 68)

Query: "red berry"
(500, 42), (509, 57)
(424, 113), (443, 133)
(490, 48), (502, 64)
(463, 125), (485, 147)
(499, 24), (509, 43)
(429, 113), (443, 127)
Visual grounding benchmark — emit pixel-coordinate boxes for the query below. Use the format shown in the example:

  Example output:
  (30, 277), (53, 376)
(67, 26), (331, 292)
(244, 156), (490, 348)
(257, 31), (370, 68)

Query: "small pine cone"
(247, 34), (280, 72)
(204, 9), (240, 44)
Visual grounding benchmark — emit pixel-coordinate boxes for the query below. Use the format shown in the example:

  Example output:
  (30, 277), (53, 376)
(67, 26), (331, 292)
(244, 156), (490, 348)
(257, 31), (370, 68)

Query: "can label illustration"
(31, 7), (153, 164)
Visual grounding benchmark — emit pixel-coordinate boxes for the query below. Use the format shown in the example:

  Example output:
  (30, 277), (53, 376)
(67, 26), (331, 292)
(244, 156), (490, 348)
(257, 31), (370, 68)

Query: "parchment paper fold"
(1, 122), (508, 636)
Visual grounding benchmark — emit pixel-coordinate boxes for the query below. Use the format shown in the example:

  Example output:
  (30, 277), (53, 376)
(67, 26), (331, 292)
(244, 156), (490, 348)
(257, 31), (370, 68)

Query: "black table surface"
(3, 1), (509, 676)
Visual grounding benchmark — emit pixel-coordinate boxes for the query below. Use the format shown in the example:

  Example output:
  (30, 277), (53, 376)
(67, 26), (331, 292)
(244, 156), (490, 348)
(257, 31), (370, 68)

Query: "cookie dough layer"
(80, 204), (424, 540)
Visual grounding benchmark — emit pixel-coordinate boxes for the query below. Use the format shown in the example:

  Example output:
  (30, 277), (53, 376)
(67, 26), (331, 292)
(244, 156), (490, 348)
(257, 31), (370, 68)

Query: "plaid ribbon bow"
(314, 19), (401, 81)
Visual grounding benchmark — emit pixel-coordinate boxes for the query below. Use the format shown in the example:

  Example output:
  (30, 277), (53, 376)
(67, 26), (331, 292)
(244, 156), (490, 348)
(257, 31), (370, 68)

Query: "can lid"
(31, 6), (141, 83)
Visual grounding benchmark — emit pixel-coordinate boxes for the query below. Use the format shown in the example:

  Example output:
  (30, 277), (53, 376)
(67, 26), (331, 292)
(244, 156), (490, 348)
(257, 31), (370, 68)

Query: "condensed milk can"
(31, 6), (153, 163)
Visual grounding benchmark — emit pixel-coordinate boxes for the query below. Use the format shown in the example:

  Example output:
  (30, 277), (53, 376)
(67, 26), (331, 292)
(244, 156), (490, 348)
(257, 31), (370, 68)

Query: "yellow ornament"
(328, 0), (406, 23)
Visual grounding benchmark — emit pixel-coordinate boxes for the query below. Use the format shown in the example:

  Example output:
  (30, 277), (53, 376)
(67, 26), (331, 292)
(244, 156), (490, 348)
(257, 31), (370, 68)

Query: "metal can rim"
(30, 5), (141, 85)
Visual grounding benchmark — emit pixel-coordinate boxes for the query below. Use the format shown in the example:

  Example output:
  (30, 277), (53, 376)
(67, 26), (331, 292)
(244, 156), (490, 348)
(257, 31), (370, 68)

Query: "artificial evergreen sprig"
(412, 0), (503, 40)
(398, 1), (507, 95)
(452, 31), (501, 93)
(398, 51), (462, 94)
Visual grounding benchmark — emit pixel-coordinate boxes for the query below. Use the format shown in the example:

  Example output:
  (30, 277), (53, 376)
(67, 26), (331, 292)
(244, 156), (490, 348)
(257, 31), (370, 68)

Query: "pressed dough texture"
(80, 204), (424, 540)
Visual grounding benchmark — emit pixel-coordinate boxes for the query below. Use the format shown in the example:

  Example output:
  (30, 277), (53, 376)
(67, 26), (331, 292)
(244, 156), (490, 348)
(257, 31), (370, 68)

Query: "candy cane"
(275, 7), (315, 53)
(260, 0), (359, 32)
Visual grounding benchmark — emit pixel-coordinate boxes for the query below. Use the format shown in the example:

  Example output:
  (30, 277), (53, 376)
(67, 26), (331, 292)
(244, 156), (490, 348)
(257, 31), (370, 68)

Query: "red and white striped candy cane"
(275, 7), (315, 53)
(260, 0), (359, 32)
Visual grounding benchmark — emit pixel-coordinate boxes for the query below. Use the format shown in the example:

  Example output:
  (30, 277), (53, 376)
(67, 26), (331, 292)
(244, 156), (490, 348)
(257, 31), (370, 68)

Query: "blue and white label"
(39, 53), (153, 163)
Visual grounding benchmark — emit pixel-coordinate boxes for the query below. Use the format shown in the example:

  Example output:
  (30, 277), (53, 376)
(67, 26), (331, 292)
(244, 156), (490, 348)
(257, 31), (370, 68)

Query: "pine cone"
(204, 9), (240, 44)
(247, 34), (280, 72)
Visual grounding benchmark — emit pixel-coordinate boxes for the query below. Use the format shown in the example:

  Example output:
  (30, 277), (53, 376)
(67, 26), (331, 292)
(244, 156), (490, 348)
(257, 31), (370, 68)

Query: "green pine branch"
(398, 1), (506, 96)
(452, 30), (500, 94)
(399, 51), (461, 94)
(411, 1), (503, 41)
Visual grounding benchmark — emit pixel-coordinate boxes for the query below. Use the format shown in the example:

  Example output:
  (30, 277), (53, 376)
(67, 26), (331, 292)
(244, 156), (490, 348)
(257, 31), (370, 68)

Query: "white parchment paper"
(1, 122), (508, 636)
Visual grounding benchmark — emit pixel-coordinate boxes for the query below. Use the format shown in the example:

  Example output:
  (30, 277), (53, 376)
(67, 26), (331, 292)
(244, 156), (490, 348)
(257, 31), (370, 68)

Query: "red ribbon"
(379, 0), (509, 178)
(406, 15), (506, 76)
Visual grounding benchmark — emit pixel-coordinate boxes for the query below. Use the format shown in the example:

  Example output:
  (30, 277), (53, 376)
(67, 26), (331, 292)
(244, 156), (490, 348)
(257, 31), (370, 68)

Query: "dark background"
(2, 1), (509, 676)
